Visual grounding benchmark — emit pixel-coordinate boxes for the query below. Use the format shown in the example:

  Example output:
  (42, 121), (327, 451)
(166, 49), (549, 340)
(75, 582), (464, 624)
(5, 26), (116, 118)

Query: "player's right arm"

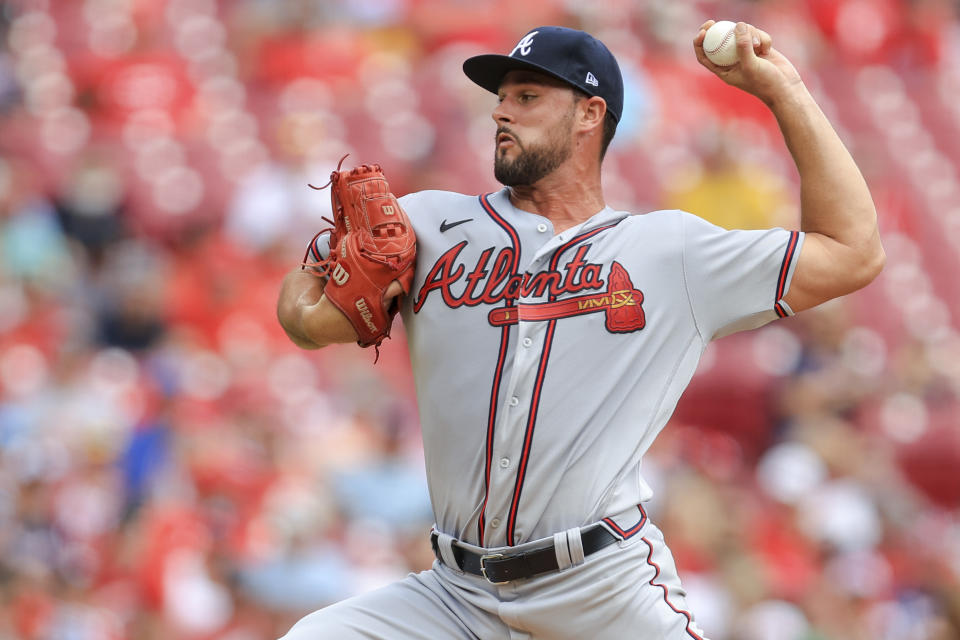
(694, 20), (885, 313)
(277, 269), (359, 349)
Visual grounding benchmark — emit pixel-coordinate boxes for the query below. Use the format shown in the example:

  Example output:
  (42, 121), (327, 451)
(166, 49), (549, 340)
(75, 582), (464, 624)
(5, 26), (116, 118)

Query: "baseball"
(703, 20), (739, 67)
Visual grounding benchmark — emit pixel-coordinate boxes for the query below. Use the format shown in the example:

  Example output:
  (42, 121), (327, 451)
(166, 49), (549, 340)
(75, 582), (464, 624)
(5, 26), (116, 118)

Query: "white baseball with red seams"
(703, 20), (739, 66)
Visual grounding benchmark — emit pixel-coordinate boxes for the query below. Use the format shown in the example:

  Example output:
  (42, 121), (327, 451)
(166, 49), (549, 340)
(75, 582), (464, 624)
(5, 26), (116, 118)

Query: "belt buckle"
(479, 553), (508, 584)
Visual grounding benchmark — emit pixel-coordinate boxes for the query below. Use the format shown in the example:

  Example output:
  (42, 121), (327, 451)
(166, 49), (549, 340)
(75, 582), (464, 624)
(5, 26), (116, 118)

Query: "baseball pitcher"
(276, 21), (884, 640)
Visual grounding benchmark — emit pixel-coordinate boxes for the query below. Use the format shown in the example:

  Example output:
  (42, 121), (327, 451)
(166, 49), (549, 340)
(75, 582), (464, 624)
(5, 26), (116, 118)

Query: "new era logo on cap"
(462, 26), (624, 123)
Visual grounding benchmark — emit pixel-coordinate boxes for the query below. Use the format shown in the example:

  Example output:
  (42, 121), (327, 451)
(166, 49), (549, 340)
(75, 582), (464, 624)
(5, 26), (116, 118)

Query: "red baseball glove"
(302, 156), (416, 351)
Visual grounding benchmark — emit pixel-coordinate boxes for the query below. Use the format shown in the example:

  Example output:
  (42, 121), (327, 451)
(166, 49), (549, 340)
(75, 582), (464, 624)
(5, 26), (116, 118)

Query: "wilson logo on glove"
(330, 264), (350, 286)
(355, 298), (378, 333)
(302, 155), (417, 357)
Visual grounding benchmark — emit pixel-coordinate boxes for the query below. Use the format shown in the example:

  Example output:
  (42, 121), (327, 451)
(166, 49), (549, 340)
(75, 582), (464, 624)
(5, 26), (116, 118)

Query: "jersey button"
(509, 396), (519, 407)
(490, 518), (501, 528)
(536, 223), (548, 233)
(499, 457), (510, 468)
(522, 337), (532, 347)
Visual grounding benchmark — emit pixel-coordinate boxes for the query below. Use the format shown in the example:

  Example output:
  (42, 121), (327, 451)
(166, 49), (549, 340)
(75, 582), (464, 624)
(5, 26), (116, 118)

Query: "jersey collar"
(492, 187), (629, 239)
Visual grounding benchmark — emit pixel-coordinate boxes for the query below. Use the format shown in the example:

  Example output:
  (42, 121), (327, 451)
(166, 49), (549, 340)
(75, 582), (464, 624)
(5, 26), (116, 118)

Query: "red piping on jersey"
(506, 221), (620, 546)
(477, 193), (521, 545)
(774, 231), (800, 318)
(642, 536), (705, 640)
(602, 503), (647, 540)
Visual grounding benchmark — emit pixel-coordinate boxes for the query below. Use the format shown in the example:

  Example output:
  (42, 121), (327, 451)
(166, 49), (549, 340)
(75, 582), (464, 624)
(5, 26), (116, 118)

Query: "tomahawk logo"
(510, 31), (539, 57)
(487, 262), (645, 334)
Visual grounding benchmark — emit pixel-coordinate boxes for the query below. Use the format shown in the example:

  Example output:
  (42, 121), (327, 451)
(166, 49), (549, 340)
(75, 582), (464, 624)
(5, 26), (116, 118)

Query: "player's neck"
(507, 164), (605, 234)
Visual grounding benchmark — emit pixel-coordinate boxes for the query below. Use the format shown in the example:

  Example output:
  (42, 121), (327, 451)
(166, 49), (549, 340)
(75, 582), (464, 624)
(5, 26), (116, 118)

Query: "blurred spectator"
(663, 123), (793, 230)
(52, 154), (127, 260)
(92, 240), (168, 351)
(0, 156), (72, 294)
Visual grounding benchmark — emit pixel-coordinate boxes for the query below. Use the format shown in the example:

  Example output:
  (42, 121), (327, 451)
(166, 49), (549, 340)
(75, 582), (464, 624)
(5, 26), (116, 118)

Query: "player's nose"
(491, 100), (514, 126)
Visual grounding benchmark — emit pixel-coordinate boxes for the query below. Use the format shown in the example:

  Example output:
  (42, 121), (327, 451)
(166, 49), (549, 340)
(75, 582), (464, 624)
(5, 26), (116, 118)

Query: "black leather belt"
(430, 525), (617, 584)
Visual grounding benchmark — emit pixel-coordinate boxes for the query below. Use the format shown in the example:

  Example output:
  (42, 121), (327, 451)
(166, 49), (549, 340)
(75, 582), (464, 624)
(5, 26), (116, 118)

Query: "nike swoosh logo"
(440, 218), (473, 233)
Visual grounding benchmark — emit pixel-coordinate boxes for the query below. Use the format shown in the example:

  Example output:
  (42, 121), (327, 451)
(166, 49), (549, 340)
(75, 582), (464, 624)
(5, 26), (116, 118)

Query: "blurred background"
(0, 0), (959, 638)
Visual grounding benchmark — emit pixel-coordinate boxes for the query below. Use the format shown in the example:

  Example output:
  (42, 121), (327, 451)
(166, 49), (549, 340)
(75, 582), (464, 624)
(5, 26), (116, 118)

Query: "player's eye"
(495, 91), (536, 105)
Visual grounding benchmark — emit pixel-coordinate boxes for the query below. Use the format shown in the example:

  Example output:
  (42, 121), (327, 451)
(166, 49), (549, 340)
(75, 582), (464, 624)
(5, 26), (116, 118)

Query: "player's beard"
(494, 111), (575, 187)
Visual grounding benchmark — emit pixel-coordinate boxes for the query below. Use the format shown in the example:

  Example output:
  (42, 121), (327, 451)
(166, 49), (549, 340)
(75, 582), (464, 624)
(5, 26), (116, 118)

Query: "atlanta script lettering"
(413, 242), (604, 312)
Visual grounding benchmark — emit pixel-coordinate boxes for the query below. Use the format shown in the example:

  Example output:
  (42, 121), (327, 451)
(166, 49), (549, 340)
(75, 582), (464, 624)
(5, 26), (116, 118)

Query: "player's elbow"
(832, 217), (885, 294)
(277, 297), (322, 350)
(865, 241), (886, 283)
(850, 234), (886, 292)
(277, 271), (325, 350)
(283, 327), (324, 350)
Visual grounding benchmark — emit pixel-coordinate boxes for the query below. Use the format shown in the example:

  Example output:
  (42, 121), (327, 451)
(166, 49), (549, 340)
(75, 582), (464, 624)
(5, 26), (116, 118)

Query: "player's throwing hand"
(694, 20), (802, 105)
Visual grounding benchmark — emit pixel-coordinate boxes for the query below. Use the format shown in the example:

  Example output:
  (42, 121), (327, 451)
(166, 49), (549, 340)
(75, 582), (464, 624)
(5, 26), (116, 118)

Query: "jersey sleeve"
(680, 212), (804, 340)
(303, 230), (331, 264)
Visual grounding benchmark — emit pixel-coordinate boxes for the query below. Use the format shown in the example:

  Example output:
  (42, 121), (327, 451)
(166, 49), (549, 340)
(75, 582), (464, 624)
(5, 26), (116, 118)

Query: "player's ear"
(578, 95), (607, 133)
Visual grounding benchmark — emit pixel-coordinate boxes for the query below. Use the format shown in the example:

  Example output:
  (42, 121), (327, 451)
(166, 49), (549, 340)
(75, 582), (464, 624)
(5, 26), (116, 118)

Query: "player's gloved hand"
(383, 280), (405, 305)
(693, 20), (803, 105)
(303, 157), (417, 355)
(307, 279), (407, 345)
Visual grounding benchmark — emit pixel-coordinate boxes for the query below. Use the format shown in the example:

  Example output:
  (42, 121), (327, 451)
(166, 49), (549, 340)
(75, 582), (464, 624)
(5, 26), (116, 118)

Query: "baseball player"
(276, 21), (884, 640)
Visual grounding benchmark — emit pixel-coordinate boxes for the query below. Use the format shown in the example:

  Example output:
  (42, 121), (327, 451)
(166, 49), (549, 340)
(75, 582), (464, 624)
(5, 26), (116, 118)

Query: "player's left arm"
(277, 269), (406, 349)
(694, 20), (885, 313)
(277, 269), (358, 349)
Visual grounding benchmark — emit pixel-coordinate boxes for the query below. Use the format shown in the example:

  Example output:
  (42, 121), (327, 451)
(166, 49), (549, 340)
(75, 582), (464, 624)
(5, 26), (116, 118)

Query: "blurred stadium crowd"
(1, 0), (959, 638)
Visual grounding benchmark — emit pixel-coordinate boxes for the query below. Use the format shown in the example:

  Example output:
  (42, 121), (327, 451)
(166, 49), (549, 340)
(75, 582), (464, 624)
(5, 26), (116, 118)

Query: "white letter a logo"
(510, 31), (539, 57)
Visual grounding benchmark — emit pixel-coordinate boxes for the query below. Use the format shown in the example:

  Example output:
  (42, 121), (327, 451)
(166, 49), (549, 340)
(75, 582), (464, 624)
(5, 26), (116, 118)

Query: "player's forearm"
(771, 83), (884, 280)
(277, 269), (359, 349)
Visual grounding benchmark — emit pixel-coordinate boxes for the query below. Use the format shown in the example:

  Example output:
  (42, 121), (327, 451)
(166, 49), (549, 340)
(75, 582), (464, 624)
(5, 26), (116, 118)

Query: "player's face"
(493, 71), (579, 186)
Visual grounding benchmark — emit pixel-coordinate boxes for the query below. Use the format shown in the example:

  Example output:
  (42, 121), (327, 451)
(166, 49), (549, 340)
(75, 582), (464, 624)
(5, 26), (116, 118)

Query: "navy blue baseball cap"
(463, 26), (624, 123)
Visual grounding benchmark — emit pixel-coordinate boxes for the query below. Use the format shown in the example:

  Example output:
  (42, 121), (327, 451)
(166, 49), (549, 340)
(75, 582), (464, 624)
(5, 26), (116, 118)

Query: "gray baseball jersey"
(308, 187), (802, 549)
(400, 188), (801, 549)
(291, 186), (802, 640)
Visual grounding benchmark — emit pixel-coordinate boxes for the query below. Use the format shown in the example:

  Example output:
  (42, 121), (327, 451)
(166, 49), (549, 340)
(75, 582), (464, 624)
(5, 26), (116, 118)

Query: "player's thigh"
(512, 525), (710, 640)
(279, 569), (496, 640)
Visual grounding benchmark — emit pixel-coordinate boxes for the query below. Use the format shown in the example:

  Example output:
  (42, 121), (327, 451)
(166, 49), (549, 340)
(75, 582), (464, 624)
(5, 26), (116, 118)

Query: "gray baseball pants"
(280, 519), (709, 640)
